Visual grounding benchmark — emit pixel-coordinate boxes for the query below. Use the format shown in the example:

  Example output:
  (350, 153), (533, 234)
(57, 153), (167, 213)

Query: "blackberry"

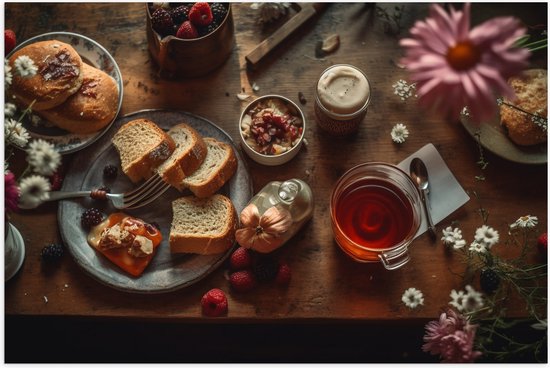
(81, 208), (104, 229)
(103, 164), (118, 180)
(197, 21), (220, 37)
(151, 8), (176, 36)
(480, 268), (500, 294)
(210, 3), (228, 24)
(252, 256), (279, 283)
(170, 5), (190, 25)
(41, 243), (64, 262)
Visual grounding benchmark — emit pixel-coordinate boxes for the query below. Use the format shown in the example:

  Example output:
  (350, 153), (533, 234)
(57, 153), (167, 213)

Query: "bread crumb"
(43, 295), (49, 304)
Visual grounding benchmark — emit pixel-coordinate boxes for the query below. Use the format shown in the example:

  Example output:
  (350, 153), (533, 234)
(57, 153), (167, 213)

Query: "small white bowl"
(239, 95), (306, 166)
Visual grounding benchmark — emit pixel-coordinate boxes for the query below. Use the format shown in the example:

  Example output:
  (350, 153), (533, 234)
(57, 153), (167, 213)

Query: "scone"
(8, 40), (83, 111)
(37, 63), (119, 134)
(500, 69), (547, 146)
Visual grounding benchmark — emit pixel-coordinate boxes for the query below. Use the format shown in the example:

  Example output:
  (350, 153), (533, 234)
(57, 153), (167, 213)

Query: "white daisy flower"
(5, 58), (13, 85)
(474, 225), (499, 248)
(449, 289), (466, 312)
(391, 123), (409, 144)
(462, 285), (484, 312)
(441, 226), (465, 249)
(510, 215), (538, 229)
(392, 79), (417, 101)
(26, 139), (61, 176)
(469, 241), (487, 254)
(5, 102), (18, 117)
(18, 175), (50, 208)
(401, 287), (424, 309)
(5, 118), (31, 148)
(14, 55), (38, 78)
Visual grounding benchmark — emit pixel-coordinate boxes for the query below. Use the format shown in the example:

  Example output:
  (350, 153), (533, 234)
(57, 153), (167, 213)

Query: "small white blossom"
(462, 285), (484, 312)
(26, 139), (61, 176)
(441, 226), (466, 249)
(474, 225), (499, 248)
(392, 79), (417, 101)
(18, 175), (50, 208)
(449, 289), (467, 312)
(5, 119), (31, 148)
(391, 123), (409, 144)
(14, 55), (38, 78)
(469, 241), (487, 254)
(401, 287), (424, 309)
(510, 215), (539, 229)
(5, 102), (17, 117)
(5, 59), (13, 85)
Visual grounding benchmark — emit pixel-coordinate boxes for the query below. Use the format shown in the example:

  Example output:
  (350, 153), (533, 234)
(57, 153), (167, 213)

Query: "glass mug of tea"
(330, 163), (423, 270)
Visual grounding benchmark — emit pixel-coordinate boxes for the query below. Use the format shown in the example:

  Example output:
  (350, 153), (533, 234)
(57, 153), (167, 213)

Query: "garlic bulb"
(250, 2), (291, 24)
(235, 203), (292, 253)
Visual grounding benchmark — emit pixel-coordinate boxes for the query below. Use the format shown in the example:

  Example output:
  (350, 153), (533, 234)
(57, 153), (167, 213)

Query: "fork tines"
(123, 174), (171, 209)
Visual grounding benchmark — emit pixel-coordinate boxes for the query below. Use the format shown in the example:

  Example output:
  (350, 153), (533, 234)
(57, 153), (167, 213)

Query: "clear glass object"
(247, 179), (314, 245)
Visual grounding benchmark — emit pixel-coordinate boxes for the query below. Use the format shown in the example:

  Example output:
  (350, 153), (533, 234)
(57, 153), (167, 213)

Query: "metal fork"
(19, 174), (171, 210)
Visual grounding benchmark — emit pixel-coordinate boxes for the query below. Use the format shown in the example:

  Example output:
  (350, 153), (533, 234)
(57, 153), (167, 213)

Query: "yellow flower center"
(446, 41), (481, 71)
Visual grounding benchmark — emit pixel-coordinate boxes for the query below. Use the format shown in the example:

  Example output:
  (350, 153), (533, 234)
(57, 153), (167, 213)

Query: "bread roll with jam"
(500, 69), (547, 146)
(38, 63), (119, 134)
(8, 40), (83, 111)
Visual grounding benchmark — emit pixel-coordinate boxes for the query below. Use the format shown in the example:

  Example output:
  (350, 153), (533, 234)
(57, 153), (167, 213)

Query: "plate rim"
(7, 31), (124, 155)
(57, 109), (253, 294)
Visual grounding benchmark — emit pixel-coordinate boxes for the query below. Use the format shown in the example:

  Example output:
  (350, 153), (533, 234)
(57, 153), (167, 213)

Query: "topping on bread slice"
(169, 194), (237, 255)
(179, 137), (237, 198)
(157, 123), (207, 188)
(112, 119), (176, 183)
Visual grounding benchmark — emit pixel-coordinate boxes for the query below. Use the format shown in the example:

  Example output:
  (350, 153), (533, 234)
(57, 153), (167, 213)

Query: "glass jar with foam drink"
(314, 64), (371, 136)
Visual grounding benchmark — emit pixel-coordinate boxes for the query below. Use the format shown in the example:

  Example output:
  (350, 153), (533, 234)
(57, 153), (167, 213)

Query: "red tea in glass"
(330, 163), (422, 269)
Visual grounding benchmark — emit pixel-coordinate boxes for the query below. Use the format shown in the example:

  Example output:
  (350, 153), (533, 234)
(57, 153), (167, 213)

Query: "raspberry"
(229, 247), (253, 270)
(480, 268), (500, 294)
(5, 29), (16, 56)
(537, 233), (547, 255)
(275, 262), (292, 286)
(252, 255), (279, 283)
(176, 21), (198, 39)
(49, 171), (64, 191)
(41, 243), (64, 262)
(170, 5), (190, 24)
(189, 2), (213, 27)
(81, 208), (103, 229)
(201, 288), (228, 317)
(210, 3), (228, 24)
(103, 164), (118, 180)
(151, 8), (176, 37)
(229, 270), (257, 293)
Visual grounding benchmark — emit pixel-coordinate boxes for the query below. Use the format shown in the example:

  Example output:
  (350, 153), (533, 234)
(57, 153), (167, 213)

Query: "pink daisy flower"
(423, 308), (482, 363)
(5, 171), (20, 213)
(400, 3), (530, 122)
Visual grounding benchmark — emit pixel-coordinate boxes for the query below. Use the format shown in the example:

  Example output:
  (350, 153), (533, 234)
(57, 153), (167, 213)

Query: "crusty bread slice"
(169, 194), (237, 254)
(179, 137), (237, 198)
(157, 123), (207, 188)
(112, 119), (176, 183)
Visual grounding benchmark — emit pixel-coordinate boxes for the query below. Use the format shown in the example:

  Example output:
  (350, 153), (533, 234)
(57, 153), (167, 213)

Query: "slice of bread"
(169, 194), (237, 254)
(157, 123), (207, 188)
(179, 137), (237, 198)
(112, 119), (176, 183)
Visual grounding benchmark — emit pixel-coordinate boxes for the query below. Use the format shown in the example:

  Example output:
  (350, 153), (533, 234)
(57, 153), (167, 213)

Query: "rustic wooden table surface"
(4, 2), (548, 362)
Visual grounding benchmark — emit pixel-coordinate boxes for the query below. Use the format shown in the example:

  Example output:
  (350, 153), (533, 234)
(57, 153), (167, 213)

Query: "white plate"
(7, 32), (123, 155)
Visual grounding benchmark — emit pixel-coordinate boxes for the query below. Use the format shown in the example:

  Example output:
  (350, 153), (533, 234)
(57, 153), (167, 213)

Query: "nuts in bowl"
(239, 95), (306, 166)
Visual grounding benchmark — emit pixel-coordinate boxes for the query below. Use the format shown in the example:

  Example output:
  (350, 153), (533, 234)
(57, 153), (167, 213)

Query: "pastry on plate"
(8, 40), (83, 111)
(500, 69), (547, 146)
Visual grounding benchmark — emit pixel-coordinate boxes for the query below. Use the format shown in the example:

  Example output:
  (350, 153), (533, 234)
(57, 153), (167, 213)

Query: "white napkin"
(397, 143), (470, 239)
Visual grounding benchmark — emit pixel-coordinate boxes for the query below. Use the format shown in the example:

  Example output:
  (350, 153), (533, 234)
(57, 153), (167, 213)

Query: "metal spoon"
(410, 157), (437, 241)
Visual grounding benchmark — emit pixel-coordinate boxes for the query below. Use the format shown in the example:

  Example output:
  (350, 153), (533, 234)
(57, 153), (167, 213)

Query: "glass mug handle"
(378, 246), (410, 270)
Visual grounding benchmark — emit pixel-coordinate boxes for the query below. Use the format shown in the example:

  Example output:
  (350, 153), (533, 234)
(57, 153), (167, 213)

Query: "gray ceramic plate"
(460, 111), (547, 165)
(8, 32), (123, 155)
(58, 110), (253, 293)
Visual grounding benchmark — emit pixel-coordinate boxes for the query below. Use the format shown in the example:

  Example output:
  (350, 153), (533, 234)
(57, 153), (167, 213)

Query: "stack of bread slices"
(112, 118), (238, 256)
(8, 40), (119, 134)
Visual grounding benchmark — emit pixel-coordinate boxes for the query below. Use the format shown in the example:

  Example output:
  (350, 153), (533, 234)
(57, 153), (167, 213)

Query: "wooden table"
(4, 2), (547, 362)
